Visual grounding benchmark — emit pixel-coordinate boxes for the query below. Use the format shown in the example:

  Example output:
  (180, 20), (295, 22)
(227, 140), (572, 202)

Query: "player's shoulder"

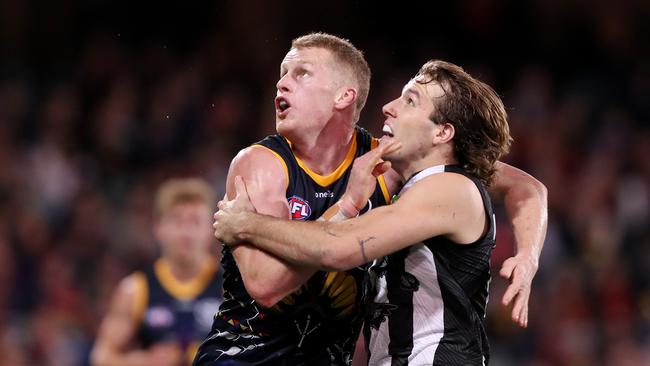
(231, 144), (287, 176)
(227, 144), (289, 197)
(405, 171), (481, 206)
(118, 271), (147, 297)
(107, 271), (148, 317)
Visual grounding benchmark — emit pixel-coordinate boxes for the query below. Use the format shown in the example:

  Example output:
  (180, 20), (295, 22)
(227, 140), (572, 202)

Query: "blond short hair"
(292, 32), (370, 123)
(154, 178), (215, 216)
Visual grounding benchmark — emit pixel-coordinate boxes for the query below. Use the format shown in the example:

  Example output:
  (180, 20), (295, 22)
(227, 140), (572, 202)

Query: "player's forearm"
(238, 213), (330, 267)
(503, 177), (548, 264)
(238, 199), (359, 270)
(238, 213), (358, 271)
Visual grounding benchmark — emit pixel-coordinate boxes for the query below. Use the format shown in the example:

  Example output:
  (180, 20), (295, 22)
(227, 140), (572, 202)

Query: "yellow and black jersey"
(133, 259), (223, 365)
(195, 126), (390, 366)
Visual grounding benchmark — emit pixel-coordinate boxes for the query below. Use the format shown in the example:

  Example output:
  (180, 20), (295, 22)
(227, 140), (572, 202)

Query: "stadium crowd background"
(0, 1), (649, 365)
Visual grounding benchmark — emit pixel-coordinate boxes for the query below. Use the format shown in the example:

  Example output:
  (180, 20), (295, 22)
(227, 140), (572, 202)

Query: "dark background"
(1, 0), (649, 365)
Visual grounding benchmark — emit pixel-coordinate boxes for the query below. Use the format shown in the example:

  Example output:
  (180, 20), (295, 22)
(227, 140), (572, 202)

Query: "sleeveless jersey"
(366, 165), (496, 366)
(194, 126), (390, 366)
(135, 259), (224, 365)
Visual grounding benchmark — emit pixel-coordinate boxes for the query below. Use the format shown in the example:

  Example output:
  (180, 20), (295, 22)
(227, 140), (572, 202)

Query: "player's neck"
(291, 123), (355, 175)
(164, 256), (206, 282)
(395, 151), (458, 183)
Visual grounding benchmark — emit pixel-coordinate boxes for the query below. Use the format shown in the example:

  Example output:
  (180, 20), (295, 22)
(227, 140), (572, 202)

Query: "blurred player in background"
(91, 178), (223, 366)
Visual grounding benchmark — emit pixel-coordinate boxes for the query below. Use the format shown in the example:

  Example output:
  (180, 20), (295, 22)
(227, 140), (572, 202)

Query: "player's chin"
(276, 120), (296, 137)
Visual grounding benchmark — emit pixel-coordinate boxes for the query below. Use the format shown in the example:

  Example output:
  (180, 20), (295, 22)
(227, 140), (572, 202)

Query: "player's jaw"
(380, 121), (403, 162)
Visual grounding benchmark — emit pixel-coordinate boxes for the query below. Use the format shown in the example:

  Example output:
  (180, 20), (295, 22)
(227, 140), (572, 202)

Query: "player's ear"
(432, 122), (455, 144)
(334, 86), (357, 111)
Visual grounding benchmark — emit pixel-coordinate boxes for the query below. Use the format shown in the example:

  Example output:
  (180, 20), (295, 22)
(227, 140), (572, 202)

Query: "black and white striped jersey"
(366, 164), (496, 366)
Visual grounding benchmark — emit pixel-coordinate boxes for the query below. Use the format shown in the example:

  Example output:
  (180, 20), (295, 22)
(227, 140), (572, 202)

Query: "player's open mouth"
(382, 124), (394, 137)
(275, 97), (291, 116)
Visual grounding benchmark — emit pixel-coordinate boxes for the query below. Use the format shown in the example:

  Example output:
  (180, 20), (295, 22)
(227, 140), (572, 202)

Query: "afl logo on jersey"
(288, 196), (311, 220)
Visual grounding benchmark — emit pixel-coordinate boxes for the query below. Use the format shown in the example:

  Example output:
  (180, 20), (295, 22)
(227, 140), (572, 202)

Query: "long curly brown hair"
(415, 60), (512, 186)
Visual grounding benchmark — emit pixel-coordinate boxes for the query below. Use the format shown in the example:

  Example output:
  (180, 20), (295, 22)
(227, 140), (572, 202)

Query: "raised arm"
(225, 146), (315, 307)
(90, 275), (181, 366)
(489, 161), (548, 327)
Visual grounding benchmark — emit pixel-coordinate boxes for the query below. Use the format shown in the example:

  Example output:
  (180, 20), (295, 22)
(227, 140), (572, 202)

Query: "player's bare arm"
(224, 146), (315, 307)
(90, 275), (181, 366)
(216, 172), (486, 272)
(490, 161), (548, 327)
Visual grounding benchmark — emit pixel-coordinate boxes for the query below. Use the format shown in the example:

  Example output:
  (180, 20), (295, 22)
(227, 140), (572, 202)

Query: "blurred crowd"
(0, 1), (649, 365)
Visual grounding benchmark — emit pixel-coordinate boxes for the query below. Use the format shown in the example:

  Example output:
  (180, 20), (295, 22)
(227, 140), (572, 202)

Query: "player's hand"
(499, 253), (538, 328)
(214, 175), (256, 245)
(342, 137), (401, 211)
